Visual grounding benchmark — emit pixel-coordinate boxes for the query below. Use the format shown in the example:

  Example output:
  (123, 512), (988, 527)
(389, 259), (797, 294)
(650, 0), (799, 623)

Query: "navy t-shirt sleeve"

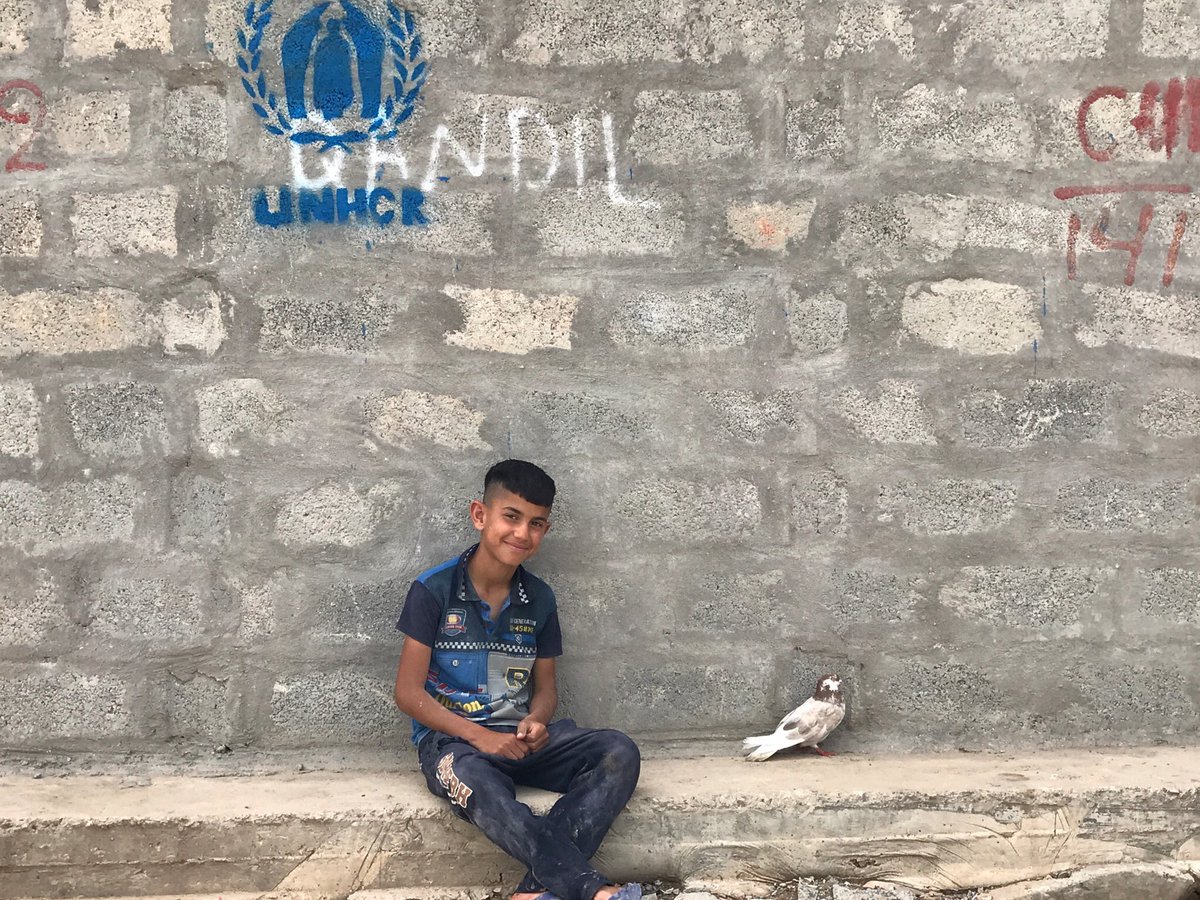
(538, 607), (563, 658)
(397, 581), (440, 646)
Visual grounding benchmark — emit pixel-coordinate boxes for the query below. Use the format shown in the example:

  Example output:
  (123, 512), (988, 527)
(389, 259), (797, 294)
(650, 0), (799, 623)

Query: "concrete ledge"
(2, 748), (1198, 899)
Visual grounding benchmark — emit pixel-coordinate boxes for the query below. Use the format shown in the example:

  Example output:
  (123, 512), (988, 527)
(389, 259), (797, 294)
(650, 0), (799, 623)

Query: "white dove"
(742, 673), (845, 761)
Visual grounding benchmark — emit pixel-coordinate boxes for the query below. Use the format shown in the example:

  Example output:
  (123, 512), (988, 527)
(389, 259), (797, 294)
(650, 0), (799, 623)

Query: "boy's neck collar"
(459, 544), (529, 605)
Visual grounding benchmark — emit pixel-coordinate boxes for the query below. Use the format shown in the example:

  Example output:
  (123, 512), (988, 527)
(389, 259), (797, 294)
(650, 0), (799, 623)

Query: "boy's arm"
(394, 637), (530, 759)
(515, 657), (557, 752)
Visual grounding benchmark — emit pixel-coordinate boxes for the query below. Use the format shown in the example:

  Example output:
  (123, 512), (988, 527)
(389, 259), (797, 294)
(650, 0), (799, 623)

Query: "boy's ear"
(469, 498), (486, 531)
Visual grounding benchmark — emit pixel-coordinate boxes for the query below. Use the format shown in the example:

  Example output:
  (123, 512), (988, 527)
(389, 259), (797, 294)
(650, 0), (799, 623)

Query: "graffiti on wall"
(241, 0), (651, 229)
(1056, 79), (1194, 286)
(0, 79), (47, 173)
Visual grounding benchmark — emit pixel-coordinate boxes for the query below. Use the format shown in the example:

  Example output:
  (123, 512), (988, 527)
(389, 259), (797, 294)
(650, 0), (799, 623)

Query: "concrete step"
(3, 748), (1198, 900)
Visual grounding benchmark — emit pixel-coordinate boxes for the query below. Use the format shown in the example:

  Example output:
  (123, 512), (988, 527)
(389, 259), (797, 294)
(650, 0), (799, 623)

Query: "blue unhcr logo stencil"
(239, 0), (428, 228)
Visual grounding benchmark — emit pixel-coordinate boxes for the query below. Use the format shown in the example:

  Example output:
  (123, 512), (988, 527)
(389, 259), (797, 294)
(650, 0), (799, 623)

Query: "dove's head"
(813, 674), (843, 702)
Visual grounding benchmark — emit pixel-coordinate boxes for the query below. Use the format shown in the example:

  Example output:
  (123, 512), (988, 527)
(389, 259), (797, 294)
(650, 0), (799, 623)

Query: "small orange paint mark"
(756, 217), (777, 237)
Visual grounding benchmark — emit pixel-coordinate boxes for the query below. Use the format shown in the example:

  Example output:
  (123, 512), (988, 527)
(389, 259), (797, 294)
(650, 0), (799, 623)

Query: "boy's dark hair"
(484, 459), (556, 508)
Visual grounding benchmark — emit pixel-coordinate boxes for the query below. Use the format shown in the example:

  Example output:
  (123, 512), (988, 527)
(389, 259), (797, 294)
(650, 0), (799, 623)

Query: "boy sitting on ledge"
(394, 459), (642, 900)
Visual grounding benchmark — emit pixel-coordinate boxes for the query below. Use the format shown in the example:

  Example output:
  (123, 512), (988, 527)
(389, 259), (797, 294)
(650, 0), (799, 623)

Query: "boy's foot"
(512, 894), (554, 900)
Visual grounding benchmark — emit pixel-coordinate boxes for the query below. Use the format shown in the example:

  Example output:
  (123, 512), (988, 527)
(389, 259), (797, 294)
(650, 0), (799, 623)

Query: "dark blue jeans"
(417, 719), (641, 900)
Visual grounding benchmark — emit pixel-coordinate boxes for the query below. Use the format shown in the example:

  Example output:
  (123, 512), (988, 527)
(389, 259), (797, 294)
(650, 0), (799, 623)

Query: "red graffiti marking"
(0, 80), (47, 173)
(1054, 183), (1192, 200)
(1090, 204), (1155, 286)
(1057, 188), (1192, 287)
(1078, 86), (1126, 162)
(1077, 78), (1200, 161)
(1164, 211), (1189, 286)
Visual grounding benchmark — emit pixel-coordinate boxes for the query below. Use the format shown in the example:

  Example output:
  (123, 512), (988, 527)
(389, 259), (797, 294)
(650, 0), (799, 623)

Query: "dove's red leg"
(809, 746), (836, 757)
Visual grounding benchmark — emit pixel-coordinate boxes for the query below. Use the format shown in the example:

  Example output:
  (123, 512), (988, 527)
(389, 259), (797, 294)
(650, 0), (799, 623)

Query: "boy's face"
(470, 487), (552, 567)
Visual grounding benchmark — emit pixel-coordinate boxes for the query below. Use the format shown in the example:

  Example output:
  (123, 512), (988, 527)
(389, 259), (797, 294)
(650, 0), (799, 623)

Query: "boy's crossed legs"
(418, 719), (641, 900)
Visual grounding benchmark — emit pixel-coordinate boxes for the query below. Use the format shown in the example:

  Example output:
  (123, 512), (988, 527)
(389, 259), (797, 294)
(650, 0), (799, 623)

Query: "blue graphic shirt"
(396, 545), (563, 747)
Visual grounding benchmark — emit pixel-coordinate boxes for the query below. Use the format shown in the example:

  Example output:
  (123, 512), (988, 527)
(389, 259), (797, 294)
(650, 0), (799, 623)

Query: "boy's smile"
(470, 488), (552, 569)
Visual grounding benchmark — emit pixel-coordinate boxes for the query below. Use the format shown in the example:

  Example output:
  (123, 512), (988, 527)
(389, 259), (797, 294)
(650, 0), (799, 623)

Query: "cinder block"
(87, 576), (204, 641)
(1139, 568), (1200, 623)
(618, 477), (760, 541)
(167, 674), (231, 741)
(72, 189), (178, 258)
(312, 576), (407, 642)
(902, 279), (1040, 355)
(0, 191), (41, 257)
(50, 91), (131, 157)
(0, 569), (68, 647)
(837, 198), (908, 261)
(831, 569), (919, 624)
(66, 382), (166, 458)
(629, 90), (752, 163)
(825, 1), (915, 58)
(873, 84), (1034, 162)
(163, 87), (227, 162)
(899, 194), (1063, 261)
(836, 380), (937, 445)
(0, 287), (151, 358)
(365, 390), (489, 450)
(66, 0), (172, 58)
(609, 287), (753, 350)
(171, 473), (229, 549)
(878, 479), (1017, 535)
(953, 0), (1107, 62)
(443, 285), (577, 355)
(960, 380), (1117, 447)
(1139, 389), (1200, 437)
(614, 657), (774, 730)
(535, 184), (685, 257)
(788, 290), (848, 355)
(0, 0), (32, 55)
(234, 575), (280, 642)
(786, 89), (848, 161)
(163, 288), (225, 356)
(0, 673), (130, 741)
(1143, 0), (1200, 56)
(0, 379), (39, 458)
(702, 390), (807, 444)
(1060, 661), (1197, 734)
(1077, 286), (1200, 360)
(257, 292), (398, 354)
(548, 575), (645, 653)
(883, 660), (1004, 725)
(727, 201), (816, 252)
(274, 480), (405, 549)
(196, 378), (292, 456)
(940, 566), (1106, 628)
(689, 570), (787, 630)
(270, 671), (401, 743)
(508, 0), (804, 65)
(1055, 478), (1196, 533)
(369, 191), (495, 256)
(0, 476), (138, 554)
(527, 391), (648, 443)
(792, 469), (848, 536)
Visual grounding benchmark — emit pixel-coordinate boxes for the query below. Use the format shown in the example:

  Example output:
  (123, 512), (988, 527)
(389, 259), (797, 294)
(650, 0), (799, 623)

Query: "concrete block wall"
(0, 0), (1198, 755)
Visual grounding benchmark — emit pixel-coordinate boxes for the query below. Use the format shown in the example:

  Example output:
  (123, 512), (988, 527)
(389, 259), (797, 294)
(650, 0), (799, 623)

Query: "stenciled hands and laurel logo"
(239, 0), (429, 228)
(239, 0), (425, 153)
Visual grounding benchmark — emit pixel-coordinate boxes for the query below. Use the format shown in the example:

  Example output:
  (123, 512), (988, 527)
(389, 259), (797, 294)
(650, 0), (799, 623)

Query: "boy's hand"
(470, 729), (530, 759)
(516, 718), (549, 752)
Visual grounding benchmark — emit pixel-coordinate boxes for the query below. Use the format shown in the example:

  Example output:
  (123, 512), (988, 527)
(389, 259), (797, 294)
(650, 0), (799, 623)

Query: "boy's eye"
(504, 513), (518, 520)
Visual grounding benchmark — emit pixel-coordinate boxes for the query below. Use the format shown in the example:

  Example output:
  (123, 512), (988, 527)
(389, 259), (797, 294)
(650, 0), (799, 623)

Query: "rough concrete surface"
(0, 0), (1196, 836)
(2, 749), (1198, 900)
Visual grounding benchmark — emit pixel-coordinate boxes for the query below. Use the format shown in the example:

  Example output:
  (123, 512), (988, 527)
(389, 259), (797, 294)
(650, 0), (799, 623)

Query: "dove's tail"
(742, 732), (791, 762)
